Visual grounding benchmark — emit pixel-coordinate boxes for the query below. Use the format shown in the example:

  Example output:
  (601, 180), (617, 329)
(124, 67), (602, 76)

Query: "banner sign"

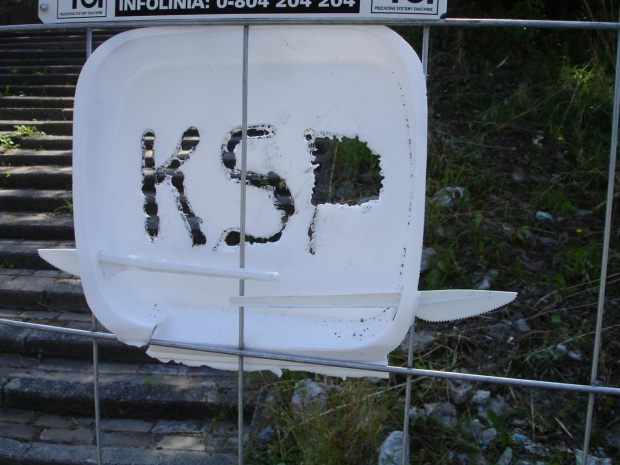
(39, 0), (446, 22)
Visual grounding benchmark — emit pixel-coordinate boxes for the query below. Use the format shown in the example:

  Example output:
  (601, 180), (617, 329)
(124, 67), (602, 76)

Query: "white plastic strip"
(230, 293), (401, 308)
(97, 252), (279, 281)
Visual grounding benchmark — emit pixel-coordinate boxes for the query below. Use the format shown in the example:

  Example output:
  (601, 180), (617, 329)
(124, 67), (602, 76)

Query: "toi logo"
(57, 0), (106, 18)
(72, 0), (104, 8)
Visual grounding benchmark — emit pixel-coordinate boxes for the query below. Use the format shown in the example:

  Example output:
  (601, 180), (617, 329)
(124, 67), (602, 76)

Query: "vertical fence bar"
(401, 25), (431, 465)
(421, 25), (430, 79)
(401, 328), (415, 465)
(237, 24), (250, 465)
(86, 27), (103, 465)
(580, 13), (620, 465)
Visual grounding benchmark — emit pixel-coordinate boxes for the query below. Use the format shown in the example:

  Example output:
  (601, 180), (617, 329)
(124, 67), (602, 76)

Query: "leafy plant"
(14, 125), (44, 138)
(144, 376), (163, 386)
(0, 134), (18, 151)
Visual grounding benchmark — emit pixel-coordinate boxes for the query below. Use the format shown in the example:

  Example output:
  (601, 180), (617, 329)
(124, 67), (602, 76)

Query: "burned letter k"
(141, 127), (207, 246)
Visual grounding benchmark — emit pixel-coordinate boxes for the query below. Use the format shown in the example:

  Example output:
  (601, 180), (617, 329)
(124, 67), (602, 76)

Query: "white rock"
(478, 427), (497, 445)
(513, 318), (530, 333)
(424, 402), (457, 427)
(497, 447), (513, 465)
(574, 450), (612, 465)
(536, 211), (554, 222)
(568, 349), (583, 361)
(291, 379), (325, 406)
(378, 431), (409, 465)
(472, 390), (491, 404)
(420, 247), (435, 272)
(430, 186), (465, 207)
(408, 406), (426, 422)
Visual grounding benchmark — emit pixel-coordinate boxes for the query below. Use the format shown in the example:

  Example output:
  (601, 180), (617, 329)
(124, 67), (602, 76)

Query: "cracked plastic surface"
(68, 25), (428, 377)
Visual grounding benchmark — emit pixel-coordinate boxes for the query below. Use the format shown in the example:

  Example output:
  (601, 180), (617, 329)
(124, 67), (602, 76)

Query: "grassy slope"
(245, 11), (619, 465)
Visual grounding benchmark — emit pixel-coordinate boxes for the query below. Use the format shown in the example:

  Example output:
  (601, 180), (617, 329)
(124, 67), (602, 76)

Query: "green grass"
(246, 374), (402, 465)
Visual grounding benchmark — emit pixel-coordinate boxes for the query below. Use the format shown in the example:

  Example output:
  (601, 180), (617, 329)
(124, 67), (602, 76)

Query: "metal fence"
(0, 11), (619, 465)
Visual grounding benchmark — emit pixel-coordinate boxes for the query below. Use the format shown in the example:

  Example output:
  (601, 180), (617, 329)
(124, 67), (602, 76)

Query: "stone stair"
(0, 27), (251, 465)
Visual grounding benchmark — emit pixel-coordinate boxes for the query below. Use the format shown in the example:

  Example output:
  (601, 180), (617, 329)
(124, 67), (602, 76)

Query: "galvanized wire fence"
(0, 12), (619, 465)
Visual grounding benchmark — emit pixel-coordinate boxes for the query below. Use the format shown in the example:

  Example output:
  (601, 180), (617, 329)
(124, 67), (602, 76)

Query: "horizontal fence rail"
(1, 317), (619, 397)
(2, 17), (620, 30)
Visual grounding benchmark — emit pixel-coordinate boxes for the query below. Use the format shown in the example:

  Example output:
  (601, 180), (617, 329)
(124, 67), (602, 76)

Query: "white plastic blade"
(230, 293), (401, 309)
(38, 249), (80, 277)
(416, 289), (517, 322)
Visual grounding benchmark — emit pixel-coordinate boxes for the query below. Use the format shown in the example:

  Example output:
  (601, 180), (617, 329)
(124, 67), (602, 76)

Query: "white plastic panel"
(71, 25), (428, 377)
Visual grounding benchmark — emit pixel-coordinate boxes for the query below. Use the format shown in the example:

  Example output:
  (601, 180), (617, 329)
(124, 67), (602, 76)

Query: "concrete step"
(0, 268), (86, 313)
(0, 64), (83, 74)
(0, 354), (244, 420)
(0, 29), (255, 464)
(0, 36), (105, 47)
(0, 34), (118, 50)
(4, 85), (76, 97)
(0, 32), (113, 42)
(0, 57), (85, 67)
(0, 120), (72, 136)
(17, 135), (73, 150)
(0, 107), (73, 120)
(0, 95), (74, 108)
(0, 148), (72, 166)
(0, 189), (72, 212)
(0, 49), (90, 60)
(0, 434), (237, 465)
(0, 73), (79, 86)
(0, 309), (153, 364)
(0, 165), (72, 189)
(0, 239), (74, 269)
(0, 34), (85, 45)
(0, 212), (74, 241)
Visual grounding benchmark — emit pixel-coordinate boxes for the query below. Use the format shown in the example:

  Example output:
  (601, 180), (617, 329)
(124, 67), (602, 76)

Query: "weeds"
(144, 376), (164, 386)
(0, 134), (18, 152)
(1, 126), (44, 154)
(246, 375), (400, 464)
(14, 125), (44, 138)
(53, 200), (73, 214)
(47, 200), (73, 218)
(246, 10), (620, 464)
